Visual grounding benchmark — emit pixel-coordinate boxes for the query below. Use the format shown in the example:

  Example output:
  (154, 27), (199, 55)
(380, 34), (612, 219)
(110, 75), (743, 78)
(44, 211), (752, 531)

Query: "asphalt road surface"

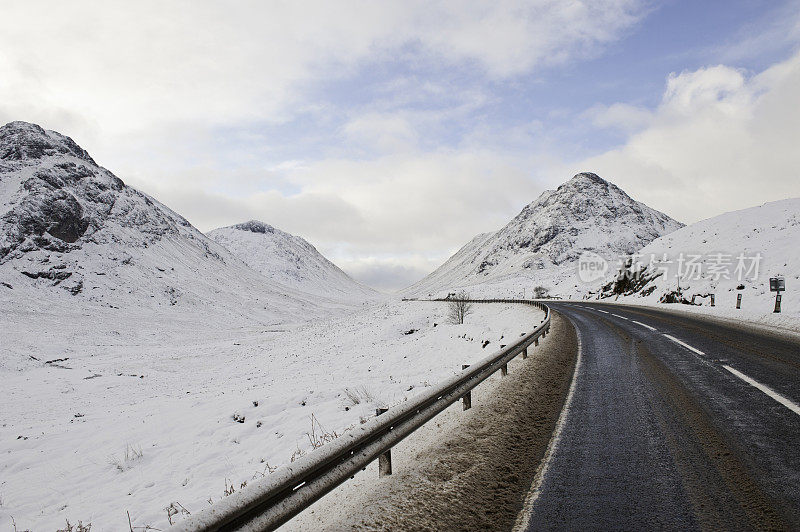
(524, 302), (800, 531)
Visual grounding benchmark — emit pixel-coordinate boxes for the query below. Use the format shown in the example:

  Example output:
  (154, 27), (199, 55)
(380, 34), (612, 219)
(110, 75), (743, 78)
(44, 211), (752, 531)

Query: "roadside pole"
(770, 277), (785, 313)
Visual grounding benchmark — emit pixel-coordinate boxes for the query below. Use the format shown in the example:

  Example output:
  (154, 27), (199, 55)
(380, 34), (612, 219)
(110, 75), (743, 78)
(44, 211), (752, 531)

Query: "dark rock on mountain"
(0, 121), (96, 164)
(0, 121), (189, 264)
(233, 220), (276, 234)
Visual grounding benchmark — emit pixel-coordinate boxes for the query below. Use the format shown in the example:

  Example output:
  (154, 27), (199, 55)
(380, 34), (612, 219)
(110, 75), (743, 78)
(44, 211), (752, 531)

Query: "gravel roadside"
(283, 309), (578, 531)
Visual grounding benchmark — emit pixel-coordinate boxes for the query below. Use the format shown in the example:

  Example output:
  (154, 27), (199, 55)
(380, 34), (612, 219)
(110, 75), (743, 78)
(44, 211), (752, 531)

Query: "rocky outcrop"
(0, 122), (191, 265)
(0, 121), (96, 163)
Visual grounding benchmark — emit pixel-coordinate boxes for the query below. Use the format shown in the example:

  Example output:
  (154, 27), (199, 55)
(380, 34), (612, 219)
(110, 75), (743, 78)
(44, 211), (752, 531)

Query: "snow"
(283, 310), (575, 532)
(0, 299), (542, 531)
(2, 120), (797, 531)
(207, 221), (376, 301)
(404, 172), (682, 300)
(590, 198), (800, 321)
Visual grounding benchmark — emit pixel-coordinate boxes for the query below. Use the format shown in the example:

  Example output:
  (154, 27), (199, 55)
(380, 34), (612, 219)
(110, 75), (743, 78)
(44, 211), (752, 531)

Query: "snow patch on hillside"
(590, 198), (800, 318)
(208, 220), (377, 301)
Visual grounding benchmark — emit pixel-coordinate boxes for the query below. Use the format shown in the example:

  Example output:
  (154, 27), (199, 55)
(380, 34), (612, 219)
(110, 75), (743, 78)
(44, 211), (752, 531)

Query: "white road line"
(723, 365), (800, 416)
(611, 313), (629, 320)
(596, 309), (609, 314)
(513, 315), (584, 531)
(631, 320), (657, 331)
(663, 334), (705, 356)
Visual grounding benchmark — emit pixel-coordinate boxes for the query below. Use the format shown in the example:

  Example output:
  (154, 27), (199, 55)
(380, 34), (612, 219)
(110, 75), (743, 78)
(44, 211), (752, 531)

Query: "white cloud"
(133, 148), (543, 253)
(583, 103), (653, 132)
(0, 1), (648, 290)
(574, 51), (800, 224)
(337, 256), (444, 292)
(662, 65), (749, 115)
(342, 113), (418, 153)
(0, 1), (646, 143)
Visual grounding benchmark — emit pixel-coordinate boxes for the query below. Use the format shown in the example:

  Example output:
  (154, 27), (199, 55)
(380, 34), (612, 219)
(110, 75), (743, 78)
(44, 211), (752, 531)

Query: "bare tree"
(447, 290), (473, 324)
(533, 285), (549, 299)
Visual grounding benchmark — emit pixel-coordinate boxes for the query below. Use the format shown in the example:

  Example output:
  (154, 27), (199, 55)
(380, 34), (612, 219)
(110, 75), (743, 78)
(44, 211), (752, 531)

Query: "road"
(523, 302), (800, 531)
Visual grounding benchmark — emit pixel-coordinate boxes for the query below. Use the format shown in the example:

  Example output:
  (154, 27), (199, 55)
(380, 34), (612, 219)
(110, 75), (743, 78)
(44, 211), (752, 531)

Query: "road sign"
(770, 277), (785, 292)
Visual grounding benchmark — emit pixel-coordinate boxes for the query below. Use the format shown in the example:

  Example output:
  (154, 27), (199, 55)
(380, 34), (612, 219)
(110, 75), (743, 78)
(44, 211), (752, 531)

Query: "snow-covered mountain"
(0, 121), (331, 324)
(208, 220), (376, 300)
(404, 172), (683, 298)
(592, 198), (800, 316)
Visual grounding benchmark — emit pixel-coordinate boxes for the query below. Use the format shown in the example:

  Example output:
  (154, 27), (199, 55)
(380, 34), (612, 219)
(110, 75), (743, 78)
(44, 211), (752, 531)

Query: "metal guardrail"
(171, 299), (551, 532)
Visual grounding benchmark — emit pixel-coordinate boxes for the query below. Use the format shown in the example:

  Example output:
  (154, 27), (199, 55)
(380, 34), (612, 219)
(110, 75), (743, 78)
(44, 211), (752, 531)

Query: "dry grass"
(165, 501), (191, 525)
(110, 444), (144, 472)
(126, 510), (161, 531)
(56, 520), (92, 532)
(343, 385), (376, 406)
(10, 515), (32, 532)
(289, 446), (306, 463)
(252, 461), (279, 479)
(307, 413), (341, 450)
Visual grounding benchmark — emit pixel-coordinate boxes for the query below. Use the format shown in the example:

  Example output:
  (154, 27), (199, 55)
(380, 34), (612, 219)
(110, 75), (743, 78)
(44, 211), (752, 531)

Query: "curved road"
(524, 302), (800, 531)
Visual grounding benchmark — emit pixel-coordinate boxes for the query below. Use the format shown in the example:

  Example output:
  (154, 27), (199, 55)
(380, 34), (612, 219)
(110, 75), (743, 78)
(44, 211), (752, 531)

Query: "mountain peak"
(0, 121), (95, 164)
(569, 172), (607, 185)
(231, 220), (276, 234)
(405, 171), (683, 297)
(555, 172), (616, 196)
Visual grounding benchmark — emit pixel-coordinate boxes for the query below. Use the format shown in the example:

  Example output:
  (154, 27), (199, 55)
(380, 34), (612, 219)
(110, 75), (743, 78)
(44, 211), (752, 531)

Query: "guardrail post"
(522, 347), (528, 359)
(461, 364), (472, 410)
(375, 408), (392, 476)
(534, 338), (539, 346)
(501, 363), (508, 376)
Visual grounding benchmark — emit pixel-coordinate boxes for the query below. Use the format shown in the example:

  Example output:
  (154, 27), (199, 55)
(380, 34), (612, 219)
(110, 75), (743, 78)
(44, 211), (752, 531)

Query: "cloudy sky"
(2, 1), (799, 291)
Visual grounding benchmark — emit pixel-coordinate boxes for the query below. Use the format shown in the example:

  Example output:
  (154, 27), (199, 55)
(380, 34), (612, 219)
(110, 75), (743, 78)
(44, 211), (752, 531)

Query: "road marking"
(631, 320), (657, 331)
(513, 315), (584, 530)
(611, 313), (629, 320)
(596, 309), (609, 314)
(723, 365), (800, 416)
(663, 334), (705, 355)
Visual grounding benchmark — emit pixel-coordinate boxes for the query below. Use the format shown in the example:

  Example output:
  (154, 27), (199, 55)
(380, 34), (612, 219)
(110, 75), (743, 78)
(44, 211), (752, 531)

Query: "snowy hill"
(405, 172), (683, 298)
(208, 220), (376, 300)
(591, 198), (800, 316)
(0, 121), (330, 327)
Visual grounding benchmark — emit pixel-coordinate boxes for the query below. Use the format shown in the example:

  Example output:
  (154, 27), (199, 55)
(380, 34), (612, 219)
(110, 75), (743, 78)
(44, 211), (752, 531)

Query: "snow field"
(0, 300), (541, 531)
(284, 309), (574, 531)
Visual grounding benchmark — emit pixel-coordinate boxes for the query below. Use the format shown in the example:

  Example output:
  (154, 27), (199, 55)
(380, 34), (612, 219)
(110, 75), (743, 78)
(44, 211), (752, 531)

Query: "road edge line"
(512, 312), (583, 531)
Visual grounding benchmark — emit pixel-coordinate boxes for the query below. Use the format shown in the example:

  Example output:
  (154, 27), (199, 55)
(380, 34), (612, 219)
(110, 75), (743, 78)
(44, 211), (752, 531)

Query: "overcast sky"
(2, 1), (799, 291)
